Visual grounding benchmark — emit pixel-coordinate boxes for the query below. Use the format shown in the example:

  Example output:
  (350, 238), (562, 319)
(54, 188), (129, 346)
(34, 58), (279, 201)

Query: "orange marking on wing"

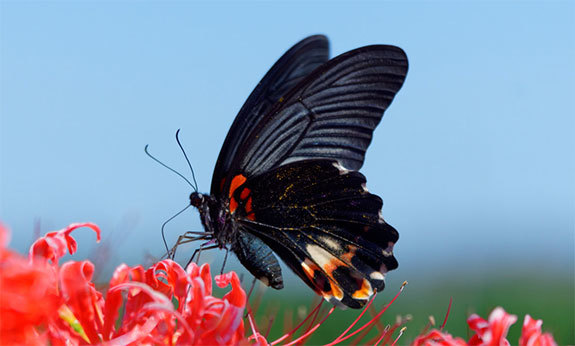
(304, 257), (345, 301)
(331, 283), (344, 300)
(229, 197), (238, 214)
(340, 246), (357, 263)
(240, 187), (251, 200)
(245, 196), (253, 213)
(323, 257), (345, 276)
(246, 213), (256, 221)
(352, 279), (373, 299)
(321, 258), (347, 301)
(228, 174), (247, 198)
(301, 260), (319, 282)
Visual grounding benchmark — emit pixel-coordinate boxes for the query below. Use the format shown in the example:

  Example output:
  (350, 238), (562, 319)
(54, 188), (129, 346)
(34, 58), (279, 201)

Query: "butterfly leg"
(169, 231), (213, 259)
(186, 240), (218, 269)
(220, 247), (230, 275)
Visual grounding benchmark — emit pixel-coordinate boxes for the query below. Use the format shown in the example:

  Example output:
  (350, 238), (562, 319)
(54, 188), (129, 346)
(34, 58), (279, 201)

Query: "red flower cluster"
(0, 223), (248, 345)
(0, 222), (559, 346)
(413, 307), (557, 346)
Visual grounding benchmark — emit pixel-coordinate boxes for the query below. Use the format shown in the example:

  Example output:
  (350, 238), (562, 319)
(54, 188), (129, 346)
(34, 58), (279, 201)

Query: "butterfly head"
(189, 191), (205, 208)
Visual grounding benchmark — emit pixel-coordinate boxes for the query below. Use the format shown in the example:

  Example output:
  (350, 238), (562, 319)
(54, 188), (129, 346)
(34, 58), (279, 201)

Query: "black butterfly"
(188, 35), (407, 309)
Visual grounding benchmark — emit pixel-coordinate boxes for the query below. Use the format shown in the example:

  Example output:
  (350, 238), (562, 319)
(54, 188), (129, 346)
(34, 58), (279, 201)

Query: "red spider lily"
(0, 223), (61, 345)
(412, 329), (467, 346)
(467, 307), (517, 346)
(518, 315), (557, 346)
(0, 222), (247, 345)
(466, 307), (557, 346)
(1, 221), (560, 346)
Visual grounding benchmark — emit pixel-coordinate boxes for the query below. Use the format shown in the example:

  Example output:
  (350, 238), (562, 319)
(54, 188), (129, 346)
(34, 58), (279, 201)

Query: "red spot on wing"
(245, 197), (253, 213)
(219, 177), (225, 192)
(229, 197), (238, 214)
(240, 187), (251, 200)
(228, 174), (247, 199)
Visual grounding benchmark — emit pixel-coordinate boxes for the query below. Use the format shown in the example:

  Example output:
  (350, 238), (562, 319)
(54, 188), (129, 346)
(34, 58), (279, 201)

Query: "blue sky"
(1, 2), (573, 291)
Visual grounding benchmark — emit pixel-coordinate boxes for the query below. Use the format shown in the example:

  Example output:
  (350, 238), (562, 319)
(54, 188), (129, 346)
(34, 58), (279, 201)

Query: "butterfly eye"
(190, 192), (203, 207)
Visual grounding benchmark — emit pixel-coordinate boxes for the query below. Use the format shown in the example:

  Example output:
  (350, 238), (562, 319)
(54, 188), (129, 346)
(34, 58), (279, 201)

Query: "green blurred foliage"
(235, 273), (573, 345)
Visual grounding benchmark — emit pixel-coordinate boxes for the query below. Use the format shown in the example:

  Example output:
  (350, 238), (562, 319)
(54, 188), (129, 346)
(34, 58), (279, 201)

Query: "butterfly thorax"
(189, 191), (237, 247)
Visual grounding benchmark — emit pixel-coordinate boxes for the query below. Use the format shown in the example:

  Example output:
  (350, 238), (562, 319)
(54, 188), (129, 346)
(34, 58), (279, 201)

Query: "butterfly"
(188, 35), (408, 309)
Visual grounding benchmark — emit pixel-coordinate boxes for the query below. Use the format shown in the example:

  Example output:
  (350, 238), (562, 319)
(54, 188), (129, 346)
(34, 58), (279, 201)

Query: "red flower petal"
(467, 307), (517, 346)
(216, 271), (246, 308)
(519, 315), (557, 346)
(412, 329), (467, 346)
(146, 259), (189, 309)
(29, 223), (101, 265)
(0, 224), (61, 345)
(59, 260), (103, 344)
(0, 222), (10, 248)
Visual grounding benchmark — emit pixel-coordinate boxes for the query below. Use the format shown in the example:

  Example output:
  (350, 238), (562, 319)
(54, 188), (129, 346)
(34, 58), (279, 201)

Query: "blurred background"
(1, 1), (573, 344)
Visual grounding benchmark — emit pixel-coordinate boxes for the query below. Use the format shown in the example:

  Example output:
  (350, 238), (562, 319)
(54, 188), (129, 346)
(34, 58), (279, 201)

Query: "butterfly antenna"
(175, 129), (198, 192)
(145, 145), (195, 189)
(161, 204), (191, 257)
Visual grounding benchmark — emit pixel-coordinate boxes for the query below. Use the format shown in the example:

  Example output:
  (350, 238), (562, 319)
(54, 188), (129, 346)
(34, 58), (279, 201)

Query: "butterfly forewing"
(211, 35), (329, 195)
(233, 45), (408, 179)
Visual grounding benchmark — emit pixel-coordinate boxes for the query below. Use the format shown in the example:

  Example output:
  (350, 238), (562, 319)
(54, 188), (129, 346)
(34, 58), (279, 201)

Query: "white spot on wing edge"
(361, 182), (369, 193)
(258, 276), (270, 286)
(370, 271), (385, 281)
(382, 241), (395, 257)
(332, 161), (351, 175)
(378, 209), (385, 224)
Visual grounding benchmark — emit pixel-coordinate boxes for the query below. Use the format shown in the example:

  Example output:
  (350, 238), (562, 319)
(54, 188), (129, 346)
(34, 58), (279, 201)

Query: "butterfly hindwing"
(230, 160), (398, 308)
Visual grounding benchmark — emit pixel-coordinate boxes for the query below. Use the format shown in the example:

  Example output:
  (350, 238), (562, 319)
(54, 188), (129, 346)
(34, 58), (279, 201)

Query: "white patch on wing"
(361, 182), (369, 193)
(332, 161), (351, 175)
(258, 276), (270, 286)
(306, 244), (335, 270)
(370, 271), (385, 281)
(320, 236), (340, 251)
(382, 241), (395, 257)
(301, 259), (315, 277)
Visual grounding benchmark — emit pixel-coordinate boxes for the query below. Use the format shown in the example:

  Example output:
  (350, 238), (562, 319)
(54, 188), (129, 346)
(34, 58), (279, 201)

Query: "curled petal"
(102, 264), (133, 340)
(519, 315), (557, 346)
(468, 314), (489, 334)
(215, 271), (246, 308)
(468, 307), (517, 346)
(104, 314), (162, 346)
(106, 282), (192, 345)
(486, 307), (517, 346)
(29, 223), (101, 265)
(109, 282), (173, 308)
(0, 245), (60, 345)
(59, 260), (102, 344)
(412, 329), (467, 346)
(0, 222), (10, 249)
(146, 260), (189, 307)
